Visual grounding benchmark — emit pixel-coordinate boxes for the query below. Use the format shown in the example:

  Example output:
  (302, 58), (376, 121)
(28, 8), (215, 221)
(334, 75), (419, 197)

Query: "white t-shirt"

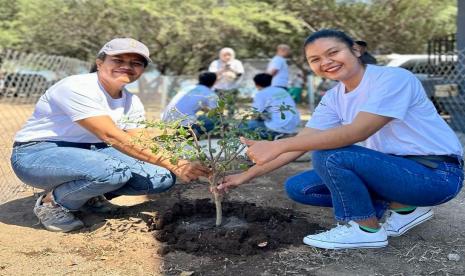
(208, 59), (244, 90)
(161, 84), (218, 126)
(15, 73), (145, 143)
(267, 55), (289, 87)
(253, 86), (300, 134)
(307, 65), (463, 156)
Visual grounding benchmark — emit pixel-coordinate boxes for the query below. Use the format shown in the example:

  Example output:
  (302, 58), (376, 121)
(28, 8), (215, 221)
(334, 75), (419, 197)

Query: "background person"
(208, 47), (244, 116)
(267, 44), (291, 90)
(217, 29), (463, 250)
(208, 47), (244, 91)
(161, 72), (218, 136)
(241, 73), (300, 140)
(10, 38), (209, 233)
(355, 40), (378, 64)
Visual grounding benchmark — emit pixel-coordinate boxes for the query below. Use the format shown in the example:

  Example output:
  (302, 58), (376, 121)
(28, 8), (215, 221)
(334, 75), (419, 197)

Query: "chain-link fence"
(0, 49), (90, 204)
(412, 49), (465, 133)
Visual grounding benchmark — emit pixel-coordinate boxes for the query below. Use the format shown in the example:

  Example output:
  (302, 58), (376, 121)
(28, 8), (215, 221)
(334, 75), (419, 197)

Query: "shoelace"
(319, 223), (352, 239)
(43, 204), (73, 221)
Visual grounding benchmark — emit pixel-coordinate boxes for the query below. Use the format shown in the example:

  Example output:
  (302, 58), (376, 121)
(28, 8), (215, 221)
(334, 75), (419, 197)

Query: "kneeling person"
(10, 38), (208, 233)
(243, 73), (300, 140)
(162, 72), (218, 136)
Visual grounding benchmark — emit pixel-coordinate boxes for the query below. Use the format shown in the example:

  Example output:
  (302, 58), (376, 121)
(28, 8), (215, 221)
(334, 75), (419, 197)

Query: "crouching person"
(241, 73), (300, 140)
(217, 29), (463, 250)
(161, 72), (219, 136)
(10, 38), (209, 232)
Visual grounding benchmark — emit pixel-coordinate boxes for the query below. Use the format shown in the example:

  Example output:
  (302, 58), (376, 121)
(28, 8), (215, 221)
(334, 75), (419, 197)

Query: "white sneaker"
(382, 207), (433, 237)
(33, 194), (84, 232)
(303, 221), (388, 250)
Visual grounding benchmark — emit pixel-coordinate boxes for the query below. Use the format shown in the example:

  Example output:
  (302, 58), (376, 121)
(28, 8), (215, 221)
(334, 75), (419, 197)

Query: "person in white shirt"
(161, 72), (218, 136)
(216, 29), (463, 250)
(11, 38), (208, 233)
(267, 44), (291, 89)
(208, 47), (244, 91)
(208, 47), (244, 116)
(241, 73), (300, 140)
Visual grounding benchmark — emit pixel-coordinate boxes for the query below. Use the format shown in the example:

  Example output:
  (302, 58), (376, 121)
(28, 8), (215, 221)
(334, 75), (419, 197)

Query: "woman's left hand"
(240, 137), (283, 165)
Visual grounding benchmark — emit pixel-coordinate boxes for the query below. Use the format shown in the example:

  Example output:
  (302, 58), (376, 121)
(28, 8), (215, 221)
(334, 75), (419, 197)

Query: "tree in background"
(0, 0), (20, 48)
(0, 0), (457, 75)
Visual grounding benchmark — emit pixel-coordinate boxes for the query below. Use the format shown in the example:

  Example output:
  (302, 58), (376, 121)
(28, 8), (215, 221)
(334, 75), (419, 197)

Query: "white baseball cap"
(98, 38), (152, 64)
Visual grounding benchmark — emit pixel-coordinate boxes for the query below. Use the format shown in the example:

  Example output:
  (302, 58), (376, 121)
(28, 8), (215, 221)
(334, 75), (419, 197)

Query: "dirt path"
(1, 161), (465, 275)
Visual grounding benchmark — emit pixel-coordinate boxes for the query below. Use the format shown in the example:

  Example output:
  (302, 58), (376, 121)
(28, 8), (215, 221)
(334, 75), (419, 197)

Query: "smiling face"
(96, 53), (146, 86)
(305, 37), (364, 88)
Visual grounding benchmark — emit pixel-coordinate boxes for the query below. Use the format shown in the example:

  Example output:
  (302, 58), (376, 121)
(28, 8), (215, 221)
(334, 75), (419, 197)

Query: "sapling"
(132, 99), (295, 226)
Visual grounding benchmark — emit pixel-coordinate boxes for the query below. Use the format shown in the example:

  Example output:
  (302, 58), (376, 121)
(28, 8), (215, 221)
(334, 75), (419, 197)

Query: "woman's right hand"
(171, 160), (210, 183)
(215, 172), (252, 193)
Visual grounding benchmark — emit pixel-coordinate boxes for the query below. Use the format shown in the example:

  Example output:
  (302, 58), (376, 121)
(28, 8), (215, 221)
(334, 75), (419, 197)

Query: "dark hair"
(303, 29), (370, 65)
(253, 73), (272, 88)
(198, 72), (217, 87)
(304, 29), (355, 49)
(355, 40), (368, 47)
(89, 52), (106, 73)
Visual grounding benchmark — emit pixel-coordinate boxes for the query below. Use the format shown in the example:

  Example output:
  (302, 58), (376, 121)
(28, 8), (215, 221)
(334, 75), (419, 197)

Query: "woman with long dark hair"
(217, 29), (463, 250)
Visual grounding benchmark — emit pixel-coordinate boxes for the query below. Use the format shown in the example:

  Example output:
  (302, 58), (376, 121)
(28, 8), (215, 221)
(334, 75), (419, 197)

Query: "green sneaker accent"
(359, 225), (380, 233)
(392, 206), (417, 214)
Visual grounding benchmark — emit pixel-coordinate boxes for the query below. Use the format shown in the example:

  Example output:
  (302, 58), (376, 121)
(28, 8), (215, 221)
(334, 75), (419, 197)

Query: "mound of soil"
(147, 199), (321, 256)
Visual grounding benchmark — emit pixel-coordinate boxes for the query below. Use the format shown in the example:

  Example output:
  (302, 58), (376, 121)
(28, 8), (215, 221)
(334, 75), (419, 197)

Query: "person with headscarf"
(208, 47), (244, 91)
(208, 47), (244, 116)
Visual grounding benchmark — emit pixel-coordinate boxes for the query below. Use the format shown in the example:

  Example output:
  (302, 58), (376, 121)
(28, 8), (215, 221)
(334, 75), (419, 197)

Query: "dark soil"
(147, 199), (322, 256)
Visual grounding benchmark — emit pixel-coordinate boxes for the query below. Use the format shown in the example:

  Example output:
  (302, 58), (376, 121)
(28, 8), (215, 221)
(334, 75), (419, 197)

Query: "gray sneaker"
(33, 194), (84, 232)
(80, 195), (118, 214)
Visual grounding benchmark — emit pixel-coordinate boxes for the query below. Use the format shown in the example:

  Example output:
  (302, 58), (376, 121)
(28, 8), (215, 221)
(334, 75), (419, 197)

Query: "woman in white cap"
(10, 38), (209, 232)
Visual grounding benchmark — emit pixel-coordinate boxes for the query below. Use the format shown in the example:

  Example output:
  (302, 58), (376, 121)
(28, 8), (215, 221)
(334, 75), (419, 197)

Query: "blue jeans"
(189, 115), (216, 136)
(10, 141), (176, 210)
(285, 145), (464, 222)
(239, 120), (281, 140)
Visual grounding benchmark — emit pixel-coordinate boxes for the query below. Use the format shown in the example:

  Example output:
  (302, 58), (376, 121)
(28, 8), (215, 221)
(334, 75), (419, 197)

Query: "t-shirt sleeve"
(201, 93), (219, 109)
(234, 60), (244, 74)
(252, 92), (266, 113)
(267, 57), (282, 72)
(123, 94), (146, 129)
(208, 60), (218, 73)
(305, 92), (341, 130)
(359, 70), (414, 120)
(51, 83), (108, 122)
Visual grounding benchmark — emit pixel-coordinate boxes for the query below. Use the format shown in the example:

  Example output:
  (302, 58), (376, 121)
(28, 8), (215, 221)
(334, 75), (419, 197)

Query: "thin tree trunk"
(213, 191), (222, 226)
(210, 173), (222, 226)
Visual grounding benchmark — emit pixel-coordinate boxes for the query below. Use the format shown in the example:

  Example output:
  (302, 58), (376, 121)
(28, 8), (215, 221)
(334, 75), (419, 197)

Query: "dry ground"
(1, 161), (465, 275)
(1, 103), (465, 275)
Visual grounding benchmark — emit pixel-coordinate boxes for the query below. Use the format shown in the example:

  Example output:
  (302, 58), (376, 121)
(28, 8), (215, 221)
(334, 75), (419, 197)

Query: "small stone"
(180, 271), (195, 276)
(66, 259), (78, 266)
(448, 253), (460, 261)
